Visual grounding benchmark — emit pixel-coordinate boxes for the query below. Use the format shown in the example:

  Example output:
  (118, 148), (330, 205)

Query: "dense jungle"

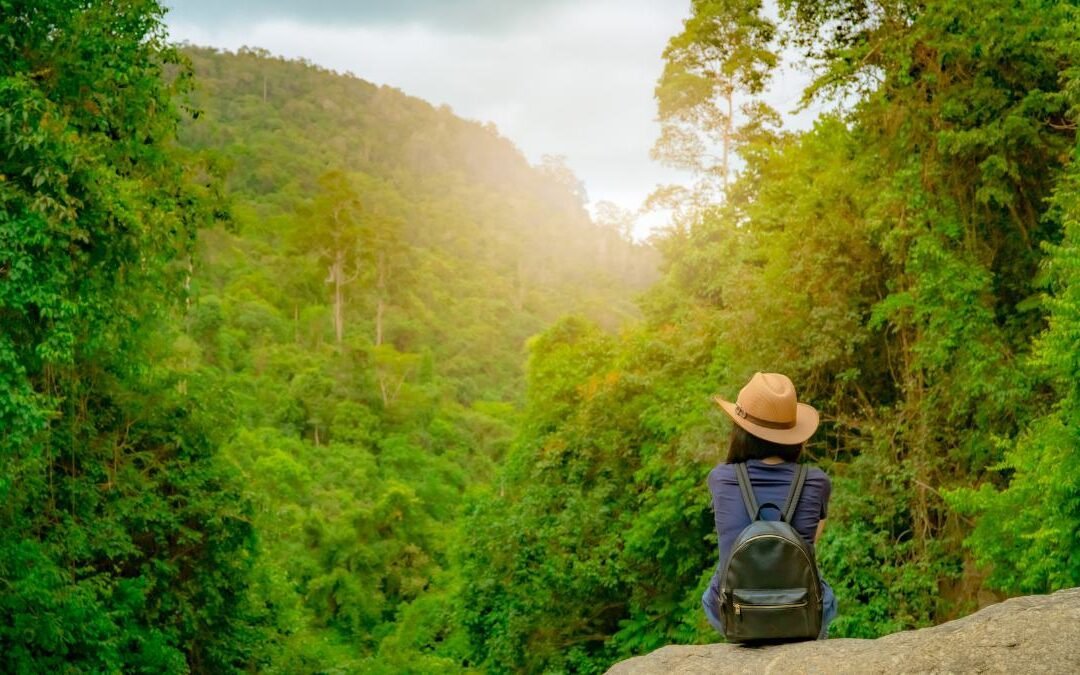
(2, 1), (1079, 673)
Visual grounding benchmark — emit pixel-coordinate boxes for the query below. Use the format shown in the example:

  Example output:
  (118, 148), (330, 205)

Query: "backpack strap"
(734, 463), (759, 520)
(782, 464), (809, 524)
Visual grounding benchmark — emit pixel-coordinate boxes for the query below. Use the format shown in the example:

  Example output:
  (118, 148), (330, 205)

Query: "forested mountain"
(4, 1), (1080, 674)
(180, 45), (656, 401)
(170, 47), (658, 671)
(0, 10), (656, 670)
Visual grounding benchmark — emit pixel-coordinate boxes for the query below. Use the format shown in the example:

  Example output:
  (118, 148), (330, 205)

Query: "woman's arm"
(815, 470), (832, 545)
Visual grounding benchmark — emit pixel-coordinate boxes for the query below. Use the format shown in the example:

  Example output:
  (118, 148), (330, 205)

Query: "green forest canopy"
(2, 1), (1079, 673)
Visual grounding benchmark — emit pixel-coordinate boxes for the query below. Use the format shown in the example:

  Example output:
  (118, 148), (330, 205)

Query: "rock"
(606, 587), (1080, 674)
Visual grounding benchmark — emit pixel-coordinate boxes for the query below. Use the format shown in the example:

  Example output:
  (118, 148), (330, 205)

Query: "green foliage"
(157, 45), (658, 670)
(0, 1), (267, 672)
(454, 317), (730, 672)
(448, 2), (1080, 672)
(947, 121), (1080, 593)
(5, 2), (1079, 672)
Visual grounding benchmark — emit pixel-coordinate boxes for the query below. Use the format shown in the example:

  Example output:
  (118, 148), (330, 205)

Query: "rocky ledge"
(607, 587), (1080, 674)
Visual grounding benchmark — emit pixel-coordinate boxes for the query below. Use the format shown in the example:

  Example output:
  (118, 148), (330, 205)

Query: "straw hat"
(714, 372), (819, 445)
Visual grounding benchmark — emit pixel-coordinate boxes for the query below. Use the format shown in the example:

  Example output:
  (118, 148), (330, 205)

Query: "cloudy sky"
(165, 0), (817, 238)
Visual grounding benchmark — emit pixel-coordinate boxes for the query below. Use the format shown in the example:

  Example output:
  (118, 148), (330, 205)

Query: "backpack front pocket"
(726, 588), (814, 641)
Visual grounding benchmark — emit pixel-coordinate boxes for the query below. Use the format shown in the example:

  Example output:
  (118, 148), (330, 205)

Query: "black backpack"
(719, 462), (822, 642)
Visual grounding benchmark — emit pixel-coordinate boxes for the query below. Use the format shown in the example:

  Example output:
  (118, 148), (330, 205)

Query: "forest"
(1, 0), (1079, 673)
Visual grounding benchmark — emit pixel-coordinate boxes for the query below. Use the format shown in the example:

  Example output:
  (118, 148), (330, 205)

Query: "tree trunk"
(375, 250), (387, 347)
(376, 370), (408, 408)
(184, 255), (193, 312)
(723, 85), (733, 194)
(328, 248), (345, 346)
(516, 257), (526, 311)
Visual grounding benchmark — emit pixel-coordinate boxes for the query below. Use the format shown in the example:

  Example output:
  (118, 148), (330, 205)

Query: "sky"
(165, 0), (819, 238)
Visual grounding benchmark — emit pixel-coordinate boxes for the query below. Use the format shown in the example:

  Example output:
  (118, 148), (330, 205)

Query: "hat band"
(734, 403), (796, 430)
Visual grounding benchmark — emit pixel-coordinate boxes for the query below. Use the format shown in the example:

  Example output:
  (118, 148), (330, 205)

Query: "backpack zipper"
(734, 600), (808, 616)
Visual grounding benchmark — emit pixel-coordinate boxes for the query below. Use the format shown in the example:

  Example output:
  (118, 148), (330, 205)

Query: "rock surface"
(607, 588), (1080, 674)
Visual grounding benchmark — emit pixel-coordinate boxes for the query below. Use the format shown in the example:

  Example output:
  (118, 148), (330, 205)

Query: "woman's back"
(707, 459), (831, 566)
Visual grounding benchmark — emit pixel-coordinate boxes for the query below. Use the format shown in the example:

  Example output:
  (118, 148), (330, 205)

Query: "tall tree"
(653, 0), (778, 196)
(304, 171), (365, 346)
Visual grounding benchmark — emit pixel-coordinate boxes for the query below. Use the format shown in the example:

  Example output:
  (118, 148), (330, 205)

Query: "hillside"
(170, 46), (658, 669)
(180, 45), (656, 402)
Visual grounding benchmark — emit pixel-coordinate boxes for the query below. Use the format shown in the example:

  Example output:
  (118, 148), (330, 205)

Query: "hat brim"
(714, 397), (820, 445)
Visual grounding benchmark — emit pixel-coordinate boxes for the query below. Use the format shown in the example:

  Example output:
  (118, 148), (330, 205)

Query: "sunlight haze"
(166, 0), (814, 238)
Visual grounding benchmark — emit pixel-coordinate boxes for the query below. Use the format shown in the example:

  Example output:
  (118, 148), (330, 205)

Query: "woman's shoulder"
(804, 464), (832, 498)
(707, 462), (736, 487)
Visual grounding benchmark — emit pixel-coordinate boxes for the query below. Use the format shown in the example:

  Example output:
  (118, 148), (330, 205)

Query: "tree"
(301, 171), (365, 346)
(537, 154), (588, 207)
(653, 0), (778, 195)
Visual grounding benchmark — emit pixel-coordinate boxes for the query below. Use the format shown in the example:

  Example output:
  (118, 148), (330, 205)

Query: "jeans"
(701, 572), (837, 640)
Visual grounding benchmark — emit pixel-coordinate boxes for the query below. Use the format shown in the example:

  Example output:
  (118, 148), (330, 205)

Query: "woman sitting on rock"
(701, 372), (837, 641)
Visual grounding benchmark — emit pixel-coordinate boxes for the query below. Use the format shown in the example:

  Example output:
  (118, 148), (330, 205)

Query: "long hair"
(725, 426), (803, 464)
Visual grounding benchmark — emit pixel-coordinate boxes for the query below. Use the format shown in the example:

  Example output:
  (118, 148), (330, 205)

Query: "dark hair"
(725, 426), (802, 464)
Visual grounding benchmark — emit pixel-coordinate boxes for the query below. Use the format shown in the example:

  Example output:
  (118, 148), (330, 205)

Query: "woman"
(701, 372), (837, 639)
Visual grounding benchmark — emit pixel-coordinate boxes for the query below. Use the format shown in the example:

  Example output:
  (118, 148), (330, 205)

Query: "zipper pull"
(735, 603), (742, 616)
